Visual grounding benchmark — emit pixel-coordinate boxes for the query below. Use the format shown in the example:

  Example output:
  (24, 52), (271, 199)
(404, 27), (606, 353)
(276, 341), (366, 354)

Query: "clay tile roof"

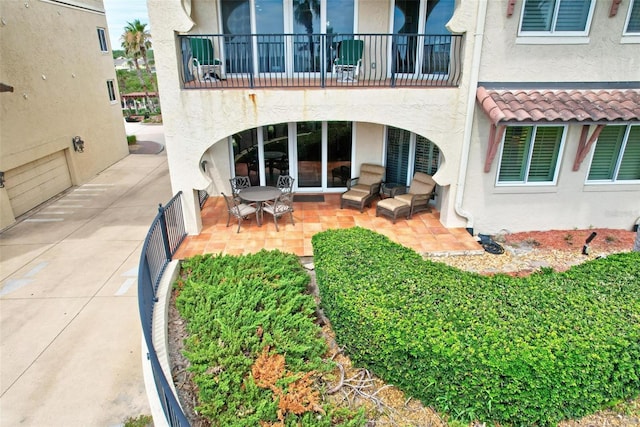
(476, 87), (640, 126)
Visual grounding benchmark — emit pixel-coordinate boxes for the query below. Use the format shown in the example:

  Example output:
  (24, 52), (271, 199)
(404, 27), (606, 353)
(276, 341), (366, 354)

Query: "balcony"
(179, 33), (463, 89)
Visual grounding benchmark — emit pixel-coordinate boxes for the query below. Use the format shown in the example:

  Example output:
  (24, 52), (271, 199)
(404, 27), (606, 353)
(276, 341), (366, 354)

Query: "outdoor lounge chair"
(333, 39), (364, 82)
(262, 192), (295, 231)
(340, 163), (385, 213)
(393, 171), (436, 217)
(377, 172), (436, 222)
(189, 37), (222, 82)
(222, 192), (257, 233)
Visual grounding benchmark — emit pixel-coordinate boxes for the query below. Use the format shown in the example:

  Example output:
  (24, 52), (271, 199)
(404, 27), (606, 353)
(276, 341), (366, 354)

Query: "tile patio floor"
(174, 194), (483, 259)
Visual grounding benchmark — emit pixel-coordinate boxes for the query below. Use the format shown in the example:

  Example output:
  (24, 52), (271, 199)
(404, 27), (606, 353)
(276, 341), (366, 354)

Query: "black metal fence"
(138, 192), (189, 426)
(179, 33), (463, 89)
(198, 189), (209, 209)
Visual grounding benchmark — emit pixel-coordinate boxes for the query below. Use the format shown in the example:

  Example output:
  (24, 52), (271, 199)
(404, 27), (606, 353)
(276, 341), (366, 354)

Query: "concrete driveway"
(0, 124), (170, 426)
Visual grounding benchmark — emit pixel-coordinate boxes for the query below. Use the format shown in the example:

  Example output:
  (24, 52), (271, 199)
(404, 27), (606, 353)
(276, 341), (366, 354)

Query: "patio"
(174, 194), (482, 259)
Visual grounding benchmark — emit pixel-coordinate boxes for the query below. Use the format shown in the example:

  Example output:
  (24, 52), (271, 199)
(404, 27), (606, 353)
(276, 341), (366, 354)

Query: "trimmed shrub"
(175, 250), (365, 426)
(126, 135), (137, 145)
(312, 227), (640, 426)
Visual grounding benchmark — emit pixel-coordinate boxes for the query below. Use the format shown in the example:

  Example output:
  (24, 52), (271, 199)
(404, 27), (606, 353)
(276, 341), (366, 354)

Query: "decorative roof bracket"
(484, 124), (507, 173)
(507, 0), (517, 17)
(609, 0), (622, 17)
(573, 124), (605, 171)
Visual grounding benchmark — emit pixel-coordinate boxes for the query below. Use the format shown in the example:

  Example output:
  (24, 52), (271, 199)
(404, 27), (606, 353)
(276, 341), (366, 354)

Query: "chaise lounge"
(376, 172), (436, 223)
(340, 163), (385, 213)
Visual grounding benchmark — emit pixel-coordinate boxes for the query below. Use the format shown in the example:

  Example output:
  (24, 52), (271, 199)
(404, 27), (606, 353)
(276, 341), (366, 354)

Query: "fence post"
(158, 203), (172, 261)
(634, 227), (640, 252)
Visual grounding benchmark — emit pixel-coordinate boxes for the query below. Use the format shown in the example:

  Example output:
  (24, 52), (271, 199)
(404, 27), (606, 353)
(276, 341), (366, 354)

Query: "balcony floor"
(174, 194), (482, 259)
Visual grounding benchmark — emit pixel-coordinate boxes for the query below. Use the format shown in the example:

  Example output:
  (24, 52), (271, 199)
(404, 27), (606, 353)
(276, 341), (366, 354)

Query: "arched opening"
(200, 121), (443, 201)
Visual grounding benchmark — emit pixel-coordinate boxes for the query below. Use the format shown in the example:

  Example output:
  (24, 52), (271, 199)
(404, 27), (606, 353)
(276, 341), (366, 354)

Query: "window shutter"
(588, 126), (625, 180)
(528, 126), (563, 182)
(521, 0), (554, 31)
(385, 127), (410, 184)
(415, 135), (440, 176)
(627, 0), (640, 33)
(617, 126), (640, 180)
(555, 0), (591, 31)
(499, 127), (531, 182)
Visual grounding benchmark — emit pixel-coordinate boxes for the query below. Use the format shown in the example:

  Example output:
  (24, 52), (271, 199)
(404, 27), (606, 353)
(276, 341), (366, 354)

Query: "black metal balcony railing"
(179, 33), (463, 89)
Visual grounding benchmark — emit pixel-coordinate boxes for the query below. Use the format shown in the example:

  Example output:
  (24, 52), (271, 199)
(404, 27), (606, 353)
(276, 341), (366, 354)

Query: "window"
(385, 126), (440, 185)
(587, 125), (640, 182)
(497, 125), (565, 185)
(625, 0), (640, 34)
(220, 0), (355, 74)
(97, 28), (108, 52)
(519, 0), (594, 35)
(107, 80), (117, 102)
(229, 121), (353, 189)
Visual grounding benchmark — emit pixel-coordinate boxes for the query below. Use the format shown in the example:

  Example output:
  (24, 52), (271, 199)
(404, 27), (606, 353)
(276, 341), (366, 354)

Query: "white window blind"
(520, 0), (593, 34)
(588, 125), (640, 182)
(498, 126), (564, 184)
(625, 0), (640, 34)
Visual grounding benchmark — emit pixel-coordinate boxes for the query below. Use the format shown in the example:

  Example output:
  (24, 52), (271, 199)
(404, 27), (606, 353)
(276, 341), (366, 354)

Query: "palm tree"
(121, 19), (156, 112)
(293, 0), (321, 71)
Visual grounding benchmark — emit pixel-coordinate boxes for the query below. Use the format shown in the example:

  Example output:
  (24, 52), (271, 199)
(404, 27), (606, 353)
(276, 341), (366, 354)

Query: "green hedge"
(312, 227), (640, 426)
(175, 250), (364, 426)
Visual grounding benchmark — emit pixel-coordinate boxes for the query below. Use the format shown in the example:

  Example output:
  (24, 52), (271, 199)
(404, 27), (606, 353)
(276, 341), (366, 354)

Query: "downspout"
(454, 0), (487, 233)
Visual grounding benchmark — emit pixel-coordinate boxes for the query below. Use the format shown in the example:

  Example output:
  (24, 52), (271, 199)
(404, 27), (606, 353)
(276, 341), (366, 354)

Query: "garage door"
(5, 151), (72, 217)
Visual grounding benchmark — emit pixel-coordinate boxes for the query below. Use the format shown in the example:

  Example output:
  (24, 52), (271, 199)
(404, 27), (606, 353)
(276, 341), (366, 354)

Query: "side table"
(380, 182), (407, 199)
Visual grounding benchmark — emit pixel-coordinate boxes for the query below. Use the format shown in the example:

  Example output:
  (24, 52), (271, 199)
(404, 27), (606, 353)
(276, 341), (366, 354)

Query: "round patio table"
(239, 186), (282, 226)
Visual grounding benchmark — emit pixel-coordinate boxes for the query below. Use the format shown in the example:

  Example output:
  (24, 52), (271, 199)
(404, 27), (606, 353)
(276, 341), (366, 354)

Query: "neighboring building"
(114, 56), (132, 71)
(0, 0), (129, 230)
(147, 0), (639, 235)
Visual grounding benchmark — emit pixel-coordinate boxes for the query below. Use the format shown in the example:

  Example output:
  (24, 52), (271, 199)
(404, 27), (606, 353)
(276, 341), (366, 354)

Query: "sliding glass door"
(231, 120), (353, 191)
(326, 122), (352, 188)
(221, 0), (354, 76)
(385, 126), (440, 185)
(392, 0), (455, 76)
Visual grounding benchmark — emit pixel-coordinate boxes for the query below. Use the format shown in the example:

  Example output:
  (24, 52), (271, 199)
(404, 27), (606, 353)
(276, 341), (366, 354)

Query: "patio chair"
(393, 171), (436, 218)
(273, 154), (289, 176)
(222, 192), (257, 233)
(333, 39), (364, 82)
(229, 176), (251, 202)
(332, 165), (350, 185)
(262, 192), (295, 231)
(189, 37), (222, 82)
(340, 163), (385, 213)
(276, 175), (295, 193)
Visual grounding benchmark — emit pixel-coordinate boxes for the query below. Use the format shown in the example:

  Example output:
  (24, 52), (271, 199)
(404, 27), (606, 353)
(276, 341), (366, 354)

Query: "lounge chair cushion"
(341, 189), (369, 203)
(357, 172), (382, 187)
(407, 172), (436, 195)
(360, 163), (386, 176)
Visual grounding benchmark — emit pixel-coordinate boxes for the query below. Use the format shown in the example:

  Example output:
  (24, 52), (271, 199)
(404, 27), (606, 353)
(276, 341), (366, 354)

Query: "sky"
(103, 0), (151, 50)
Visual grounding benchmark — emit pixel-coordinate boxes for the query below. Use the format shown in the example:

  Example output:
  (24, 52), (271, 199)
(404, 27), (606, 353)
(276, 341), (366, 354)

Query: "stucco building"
(148, 0), (639, 235)
(0, 0), (129, 230)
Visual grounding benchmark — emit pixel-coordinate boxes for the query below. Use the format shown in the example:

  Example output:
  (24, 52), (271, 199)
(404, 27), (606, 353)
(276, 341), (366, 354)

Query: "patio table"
(239, 186), (282, 226)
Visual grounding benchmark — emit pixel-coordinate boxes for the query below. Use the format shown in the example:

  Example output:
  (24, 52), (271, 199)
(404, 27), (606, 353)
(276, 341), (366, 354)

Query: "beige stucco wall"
(0, 0), (129, 229)
(463, 115), (640, 233)
(478, 1), (639, 83)
(458, 1), (640, 233)
(149, 0), (479, 234)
